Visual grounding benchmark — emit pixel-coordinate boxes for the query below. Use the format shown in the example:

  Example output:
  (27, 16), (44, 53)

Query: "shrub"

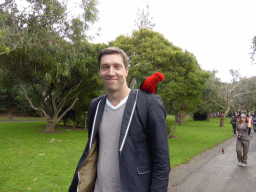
(193, 111), (207, 121)
(166, 118), (173, 136)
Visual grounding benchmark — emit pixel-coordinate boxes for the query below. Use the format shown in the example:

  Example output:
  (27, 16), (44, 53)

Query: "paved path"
(168, 133), (256, 192)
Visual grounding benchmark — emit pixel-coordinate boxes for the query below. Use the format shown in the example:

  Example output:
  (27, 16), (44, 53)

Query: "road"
(168, 133), (256, 192)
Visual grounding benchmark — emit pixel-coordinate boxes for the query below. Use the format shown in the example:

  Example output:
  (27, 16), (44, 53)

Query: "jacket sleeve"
(68, 97), (101, 192)
(147, 94), (170, 192)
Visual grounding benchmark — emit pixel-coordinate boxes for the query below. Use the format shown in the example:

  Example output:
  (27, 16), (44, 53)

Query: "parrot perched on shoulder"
(140, 72), (165, 94)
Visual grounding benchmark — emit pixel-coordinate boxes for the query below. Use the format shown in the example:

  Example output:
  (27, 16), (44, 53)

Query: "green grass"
(167, 117), (233, 167)
(0, 118), (233, 191)
(0, 116), (45, 121)
(0, 122), (88, 192)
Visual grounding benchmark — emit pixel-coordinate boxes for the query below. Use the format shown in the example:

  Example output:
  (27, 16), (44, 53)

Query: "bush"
(193, 111), (207, 121)
(166, 118), (173, 136)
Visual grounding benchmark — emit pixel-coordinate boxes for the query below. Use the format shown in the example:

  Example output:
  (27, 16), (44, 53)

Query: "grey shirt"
(94, 98), (127, 192)
(237, 123), (249, 141)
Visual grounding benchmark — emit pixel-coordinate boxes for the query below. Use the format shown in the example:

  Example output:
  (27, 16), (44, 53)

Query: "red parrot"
(140, 72), (165, 94)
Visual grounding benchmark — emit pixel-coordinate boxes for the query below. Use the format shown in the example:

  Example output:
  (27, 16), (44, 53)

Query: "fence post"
(84, 111), (88, 130)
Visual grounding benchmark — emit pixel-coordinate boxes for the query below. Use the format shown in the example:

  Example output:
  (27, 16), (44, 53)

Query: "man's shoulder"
(138, 89), (161, 100)
(146, 92), (163, 106)
(90, 94), (107, 108)
(137, 90), (164, 114)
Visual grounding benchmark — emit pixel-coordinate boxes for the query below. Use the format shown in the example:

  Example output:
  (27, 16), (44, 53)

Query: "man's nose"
(108, 67), (115, 76)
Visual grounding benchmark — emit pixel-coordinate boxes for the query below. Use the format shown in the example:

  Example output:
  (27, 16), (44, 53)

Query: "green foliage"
(0, 0), (99, 53)
(0, 0), (103, 132)
(61, 72), (104, 127)
(166, 116), (175, 136)
(0, 70), (18, 113)
(200, 70), (224, 113)
(231, 76), (256, 112)
(0, 70), (40, 116)
(110, 28), (210, 115)
(250, 36), (256, 64)
(0, 29), (9, 54)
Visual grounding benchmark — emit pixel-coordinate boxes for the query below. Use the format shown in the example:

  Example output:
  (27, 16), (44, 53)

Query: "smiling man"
(69, 47), (170, 192)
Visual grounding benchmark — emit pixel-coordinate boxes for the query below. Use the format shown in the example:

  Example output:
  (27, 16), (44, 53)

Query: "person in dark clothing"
(69, 47), (170, 192)
(231, 115), (238, 136)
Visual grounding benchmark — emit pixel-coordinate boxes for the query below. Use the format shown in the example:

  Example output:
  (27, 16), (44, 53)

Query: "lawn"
(0, 116), (45, 121)
(167, 116), (233, 167)
(0, 121), (88, 192)
(0, 117), (233, 191)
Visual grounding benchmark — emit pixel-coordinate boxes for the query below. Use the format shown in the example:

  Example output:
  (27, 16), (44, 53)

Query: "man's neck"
(106, 87), (131, 107)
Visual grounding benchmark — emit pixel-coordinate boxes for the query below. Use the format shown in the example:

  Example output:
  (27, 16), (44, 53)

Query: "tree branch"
(56, 97), (79, 123)
(210, 97), (226, 109)
(57, 80), (82, 110)
(233, 90), (256, 98)
(0, 51), (8, 56)
(0, 0), (12, 6)
(0, 46), (17, 55)
(20, 84), (50, 120)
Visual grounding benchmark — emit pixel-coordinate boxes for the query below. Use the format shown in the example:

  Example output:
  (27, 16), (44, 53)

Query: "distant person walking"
(236, 114), (252, 166)
(248, 114), (253, 136)
(230, 113), (238, 136)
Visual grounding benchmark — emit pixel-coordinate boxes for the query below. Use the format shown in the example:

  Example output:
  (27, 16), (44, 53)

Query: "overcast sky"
(87, 0), (256, 83)
(2, 0), (256, 83)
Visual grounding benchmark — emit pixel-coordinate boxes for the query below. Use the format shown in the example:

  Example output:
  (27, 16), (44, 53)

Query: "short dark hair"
(98, 47), (129, 69)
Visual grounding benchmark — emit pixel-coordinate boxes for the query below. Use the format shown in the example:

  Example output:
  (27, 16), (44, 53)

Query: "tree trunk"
(44, 121), (57, 133)
(175, 114), (179, 123)
(207, 114), (210, 122)
(168, 121), (177, 138)
(178, 112), (185, 125)
(220, 117), (225, 127)
(8, 111), (14, 121)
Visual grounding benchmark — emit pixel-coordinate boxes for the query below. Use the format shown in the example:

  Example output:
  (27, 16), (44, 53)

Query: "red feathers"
(140, 72), (164, 94)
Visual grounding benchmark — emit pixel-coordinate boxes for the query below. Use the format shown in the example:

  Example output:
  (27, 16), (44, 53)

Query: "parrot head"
(154, 72), (165, 82)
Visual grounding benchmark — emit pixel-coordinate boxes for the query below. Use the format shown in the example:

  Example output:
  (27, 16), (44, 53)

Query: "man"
(231, 113), (238, 136)
(69, 47), (170, 192)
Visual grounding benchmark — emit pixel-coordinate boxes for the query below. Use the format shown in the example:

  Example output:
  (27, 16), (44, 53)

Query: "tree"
(0, 29), (9, 55)
(199, 70), (224, 121)
(0, 0), (102, 133)
(0, 0), (99, 55)
(209, 69), (256, 127)
(0, 69), (18, 119)
(110, 28), (210, 125)
(134, 1), (155, 30)
(160, 50), (210, 124)
(231, 76), (256, 113)
(250, 36), (256, 64)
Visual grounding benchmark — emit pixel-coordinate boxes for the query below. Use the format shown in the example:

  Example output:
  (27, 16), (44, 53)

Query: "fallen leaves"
(47, 138), (62, 143)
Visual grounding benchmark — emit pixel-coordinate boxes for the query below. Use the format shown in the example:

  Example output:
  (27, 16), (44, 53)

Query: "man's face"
(99, 54), (129, 93)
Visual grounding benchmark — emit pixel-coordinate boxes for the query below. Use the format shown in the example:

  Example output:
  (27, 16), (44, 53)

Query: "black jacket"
(69, 89), (170, 192)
